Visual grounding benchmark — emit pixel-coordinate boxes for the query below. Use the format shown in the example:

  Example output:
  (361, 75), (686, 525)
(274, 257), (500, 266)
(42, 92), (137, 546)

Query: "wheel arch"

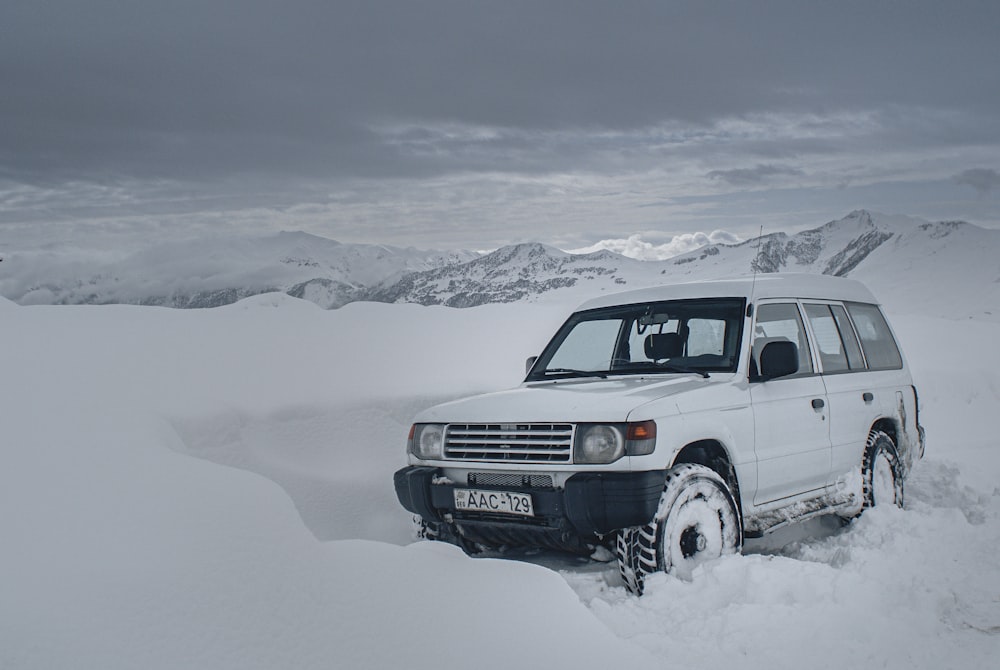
(871, 404), (918, 475)
(670, 439), (742, 512)
(869, 417), (900, 450)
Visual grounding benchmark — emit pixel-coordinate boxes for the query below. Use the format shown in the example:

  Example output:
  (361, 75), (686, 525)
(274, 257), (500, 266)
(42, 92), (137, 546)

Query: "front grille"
(445, 423), (574, 463)
(468, 472), (555, 488)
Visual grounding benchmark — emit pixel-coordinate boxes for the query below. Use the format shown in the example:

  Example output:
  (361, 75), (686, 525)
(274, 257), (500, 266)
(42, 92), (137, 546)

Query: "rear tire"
(616, 463), (743, 595)
(862, 430), (904, 509)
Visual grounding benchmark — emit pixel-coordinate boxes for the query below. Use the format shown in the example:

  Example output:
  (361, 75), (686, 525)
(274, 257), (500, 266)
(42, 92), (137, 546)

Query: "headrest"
(758, 339), (799, 378)
(752, 336), (789, 366)
(644, 332), (684, 359)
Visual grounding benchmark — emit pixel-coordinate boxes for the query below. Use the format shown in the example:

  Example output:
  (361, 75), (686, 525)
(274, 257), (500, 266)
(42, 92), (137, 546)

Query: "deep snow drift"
(1, 291), (999, 669)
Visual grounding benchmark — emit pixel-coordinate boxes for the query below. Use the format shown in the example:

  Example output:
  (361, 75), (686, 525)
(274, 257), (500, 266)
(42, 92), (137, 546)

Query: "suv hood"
(415, 374), (729, 424)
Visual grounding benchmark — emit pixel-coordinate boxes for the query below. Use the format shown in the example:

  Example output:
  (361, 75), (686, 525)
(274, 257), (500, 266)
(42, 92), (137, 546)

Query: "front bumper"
(394, 466), (666, 549)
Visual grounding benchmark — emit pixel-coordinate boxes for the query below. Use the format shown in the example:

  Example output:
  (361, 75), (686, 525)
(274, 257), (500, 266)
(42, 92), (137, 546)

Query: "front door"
(750, 302), (831, 504)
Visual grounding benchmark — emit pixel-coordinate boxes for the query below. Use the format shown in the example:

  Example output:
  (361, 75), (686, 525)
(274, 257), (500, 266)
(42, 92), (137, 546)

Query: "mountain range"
(0, 230), (475, 309)
(2, 210), (998, 318)
(363, 210), (1000, 319)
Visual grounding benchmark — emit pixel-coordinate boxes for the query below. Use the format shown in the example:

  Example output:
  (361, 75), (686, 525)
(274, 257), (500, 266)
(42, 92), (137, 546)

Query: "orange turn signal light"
(627, 420), (656, 440)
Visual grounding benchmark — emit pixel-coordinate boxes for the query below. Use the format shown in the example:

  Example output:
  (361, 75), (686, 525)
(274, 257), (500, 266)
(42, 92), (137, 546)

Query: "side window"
(803, 304), (849, 372)
(829, 304), (866, 369)
(845, 303), (903, 370)
(753, 303), (813, 376)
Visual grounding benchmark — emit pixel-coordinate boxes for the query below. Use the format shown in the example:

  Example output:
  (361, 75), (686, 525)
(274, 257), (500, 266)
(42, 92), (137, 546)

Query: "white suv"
(394, 274), (925, 593)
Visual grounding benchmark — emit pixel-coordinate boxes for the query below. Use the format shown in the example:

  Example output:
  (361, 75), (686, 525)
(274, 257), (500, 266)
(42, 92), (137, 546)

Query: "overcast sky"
(2, 0), (999, 254)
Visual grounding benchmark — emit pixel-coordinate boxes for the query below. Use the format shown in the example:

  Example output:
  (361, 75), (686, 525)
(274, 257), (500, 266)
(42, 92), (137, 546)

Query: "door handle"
(863, 392), (874, 403)
(811, 398), (825, 409)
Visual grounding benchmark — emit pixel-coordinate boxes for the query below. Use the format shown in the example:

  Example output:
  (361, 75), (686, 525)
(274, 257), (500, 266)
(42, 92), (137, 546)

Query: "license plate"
(454, 489), (534, 517)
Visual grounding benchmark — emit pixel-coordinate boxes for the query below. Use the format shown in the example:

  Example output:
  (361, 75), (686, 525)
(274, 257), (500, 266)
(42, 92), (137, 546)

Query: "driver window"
(753, 303), (813, 375)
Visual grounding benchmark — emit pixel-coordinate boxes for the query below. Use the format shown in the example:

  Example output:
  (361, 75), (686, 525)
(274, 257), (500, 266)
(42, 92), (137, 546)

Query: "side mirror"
(525, 356), (538, 375)
(758, 341), (798, 380)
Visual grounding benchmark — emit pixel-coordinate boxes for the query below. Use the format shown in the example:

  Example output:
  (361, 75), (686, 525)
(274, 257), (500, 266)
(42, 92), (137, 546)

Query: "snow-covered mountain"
(364, 210), (1000, 319)
(363, 243), (641, 307)
(661, 210), (950, 277)
(0, 231), (476, 309)
(3, 210), (998, 318)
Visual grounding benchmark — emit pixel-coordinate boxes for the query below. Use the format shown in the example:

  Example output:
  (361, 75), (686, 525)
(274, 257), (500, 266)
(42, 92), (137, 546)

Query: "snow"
(2, 282), (1000, 668)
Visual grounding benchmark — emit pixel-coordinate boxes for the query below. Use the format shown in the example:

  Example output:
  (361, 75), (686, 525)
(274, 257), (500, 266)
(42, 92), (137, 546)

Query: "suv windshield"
(527, 298), (745, 380)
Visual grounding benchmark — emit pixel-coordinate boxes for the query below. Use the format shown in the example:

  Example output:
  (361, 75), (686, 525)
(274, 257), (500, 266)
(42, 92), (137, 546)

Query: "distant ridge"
(0, 231), (476, 309)
(361, 210), (999, 319)
(362, 242), (635, 307)
(2, 211), (999, 319)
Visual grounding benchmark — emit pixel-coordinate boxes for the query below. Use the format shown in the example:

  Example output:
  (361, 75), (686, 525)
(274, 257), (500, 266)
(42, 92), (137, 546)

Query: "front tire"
(413, 516), (482, 554)
(617, 463), (743, 595)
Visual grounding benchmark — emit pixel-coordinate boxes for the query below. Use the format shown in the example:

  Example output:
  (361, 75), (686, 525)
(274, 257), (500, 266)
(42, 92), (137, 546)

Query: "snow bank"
(1, 407), (644, 669)
(0, 298), (646, 669)
(2, 294), (999, 669)
(571, 481), (999, 669)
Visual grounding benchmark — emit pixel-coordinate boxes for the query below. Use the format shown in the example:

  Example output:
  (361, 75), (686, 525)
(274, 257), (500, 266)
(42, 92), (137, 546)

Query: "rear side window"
(804, 303), (867, 372)
(803, 304), (849, 372)
(845, 303), (903, 370)
(829, 304), (866, 369)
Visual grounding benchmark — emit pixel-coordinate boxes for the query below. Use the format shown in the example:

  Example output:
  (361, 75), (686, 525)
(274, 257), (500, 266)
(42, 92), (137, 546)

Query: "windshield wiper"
(612, 363), (710, 378)
(541, 368), (609, 379)
(655, 363), (710, 378)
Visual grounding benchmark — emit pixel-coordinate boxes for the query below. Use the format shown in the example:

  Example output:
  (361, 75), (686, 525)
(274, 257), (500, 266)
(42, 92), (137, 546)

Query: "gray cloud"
(3, 1), (999, 184)
(953, 169), (1000, 195)
(2, 1), (999, 247)
(706, 164), (806, 186)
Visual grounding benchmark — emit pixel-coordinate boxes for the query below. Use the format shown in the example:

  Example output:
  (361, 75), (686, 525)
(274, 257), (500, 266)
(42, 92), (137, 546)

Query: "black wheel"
(862, 430), (904, 509)
(414, 515), (441, 541)
(616, 463), (743, 595)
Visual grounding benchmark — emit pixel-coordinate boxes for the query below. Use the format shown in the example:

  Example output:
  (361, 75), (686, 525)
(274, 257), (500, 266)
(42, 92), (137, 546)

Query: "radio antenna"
(748, 225), (764, 318)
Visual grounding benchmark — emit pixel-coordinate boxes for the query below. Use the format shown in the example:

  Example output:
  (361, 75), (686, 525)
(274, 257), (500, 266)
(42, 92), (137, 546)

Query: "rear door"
(801, 302), (879, 480)
(842, 302), (917, 470)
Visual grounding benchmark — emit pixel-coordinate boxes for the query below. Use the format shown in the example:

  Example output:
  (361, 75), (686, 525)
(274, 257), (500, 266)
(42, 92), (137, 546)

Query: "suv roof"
(577, 273), (879, 311)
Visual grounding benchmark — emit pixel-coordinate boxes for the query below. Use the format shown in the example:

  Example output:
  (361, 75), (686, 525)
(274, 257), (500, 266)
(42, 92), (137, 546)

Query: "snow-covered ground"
(2, 290), (999, 669)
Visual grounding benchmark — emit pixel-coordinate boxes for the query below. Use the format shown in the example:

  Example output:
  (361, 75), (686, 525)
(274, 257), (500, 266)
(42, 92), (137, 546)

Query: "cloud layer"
(569, 231), (742, 261)
(954, 169), (1000, 196)
(2, 1), (999, 248)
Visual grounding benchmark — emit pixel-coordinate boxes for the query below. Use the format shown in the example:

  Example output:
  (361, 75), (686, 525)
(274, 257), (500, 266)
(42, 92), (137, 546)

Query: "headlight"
(575, 425), (625, 464)
(573, 421), (657, 463)
(409, 423), (446, 460)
